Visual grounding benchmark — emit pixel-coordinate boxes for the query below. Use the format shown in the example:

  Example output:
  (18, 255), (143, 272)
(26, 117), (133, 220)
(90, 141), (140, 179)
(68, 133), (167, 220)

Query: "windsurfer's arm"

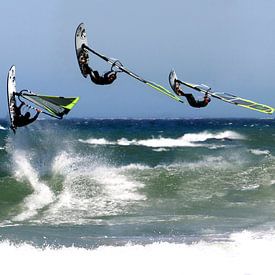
(18, 102), (25, 110)
(104, 71), (117, 84)
(14, 101), (25, 116)
(29, 110), (41, 123)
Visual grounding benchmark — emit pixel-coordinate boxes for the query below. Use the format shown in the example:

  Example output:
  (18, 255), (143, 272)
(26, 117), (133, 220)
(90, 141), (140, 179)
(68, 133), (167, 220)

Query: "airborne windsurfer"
(13, 100), (41, 128)
(78, 47), (117, 85)
(174, 80), (211, 108)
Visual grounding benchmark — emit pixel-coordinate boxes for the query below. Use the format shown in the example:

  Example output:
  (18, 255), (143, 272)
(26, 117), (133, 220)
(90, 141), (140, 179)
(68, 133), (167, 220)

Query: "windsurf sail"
(76, 23), (183, 103)
(19, 90), (80, 119)
(177, 79), (274, 115)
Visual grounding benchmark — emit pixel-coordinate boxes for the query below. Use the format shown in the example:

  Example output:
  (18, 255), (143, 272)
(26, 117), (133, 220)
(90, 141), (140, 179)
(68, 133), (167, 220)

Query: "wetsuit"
(173, 80), (210, 108)
(184, 94), (210, 108)
(81, 63), (116, 85)
(14, 112), (40, 127)
(13, 102), (40, 128)
(89, 70), (117, 85)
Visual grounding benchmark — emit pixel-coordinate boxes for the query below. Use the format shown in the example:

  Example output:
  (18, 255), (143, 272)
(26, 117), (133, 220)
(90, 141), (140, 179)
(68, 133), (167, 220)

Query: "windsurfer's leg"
(184, 94), (198, 107)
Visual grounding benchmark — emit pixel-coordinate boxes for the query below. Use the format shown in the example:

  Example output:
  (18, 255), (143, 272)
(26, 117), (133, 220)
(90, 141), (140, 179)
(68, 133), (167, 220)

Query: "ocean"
(0, 118), (275, 274)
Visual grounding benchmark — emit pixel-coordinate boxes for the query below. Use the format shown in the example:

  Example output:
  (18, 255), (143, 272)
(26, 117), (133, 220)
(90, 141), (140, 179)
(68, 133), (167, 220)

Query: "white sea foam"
(158, 155), (242, 171)
(0, 230), (275, 275)
(44, 151), (145, 224)
(79, 130), (244, 148)
(12, 150), (55, 221)
(152, 148), (169, 152)
(78, 138), (113, 145)
(179, 130), (244, 143)
(249, 149), (270, 156)
(121, 163), (150, 170)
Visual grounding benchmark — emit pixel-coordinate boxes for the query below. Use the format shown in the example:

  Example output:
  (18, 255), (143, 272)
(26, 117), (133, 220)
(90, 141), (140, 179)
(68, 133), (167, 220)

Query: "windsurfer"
(174, 81), (211, 108)
(78, 48), (117, 85)
(13, 101), (41, 128)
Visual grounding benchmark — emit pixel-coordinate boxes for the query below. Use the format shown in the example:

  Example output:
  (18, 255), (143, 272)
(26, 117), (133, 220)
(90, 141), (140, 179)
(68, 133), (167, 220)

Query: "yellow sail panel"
(180, 80), (274, 114)
(212, 93), (274, 114)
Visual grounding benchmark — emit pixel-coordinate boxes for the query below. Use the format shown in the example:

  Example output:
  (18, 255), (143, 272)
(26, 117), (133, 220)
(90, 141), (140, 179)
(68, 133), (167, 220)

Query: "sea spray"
(41, 151), (146, 224)
(12, 150), (55, 221)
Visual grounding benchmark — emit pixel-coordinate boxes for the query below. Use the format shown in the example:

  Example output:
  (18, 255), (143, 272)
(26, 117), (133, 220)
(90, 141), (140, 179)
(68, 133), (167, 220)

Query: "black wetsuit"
(14, 112), (40, 127)
(13, 103), (40, 128)
(82, 63), (117, 85)
(89, 70), (117, 85)
(184, 94), (209, 108)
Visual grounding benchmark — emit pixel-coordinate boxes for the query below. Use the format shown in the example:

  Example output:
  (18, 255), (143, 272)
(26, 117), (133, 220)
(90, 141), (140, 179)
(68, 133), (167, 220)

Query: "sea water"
(0, 118), (275, 274)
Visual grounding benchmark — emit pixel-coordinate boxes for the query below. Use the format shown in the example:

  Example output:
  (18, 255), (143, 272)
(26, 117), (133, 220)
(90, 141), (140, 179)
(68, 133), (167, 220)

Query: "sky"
(1, 0), (275, 119)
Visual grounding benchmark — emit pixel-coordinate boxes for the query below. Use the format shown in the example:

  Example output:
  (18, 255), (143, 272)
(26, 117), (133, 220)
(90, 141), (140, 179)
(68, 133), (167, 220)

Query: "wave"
(41, 151), (146, 224)
(152, 148), (170, 152)
(0, 230), (274, 275)
(2, 147), (146, 225)
(249, 149), (270, 156)
(3, 145), (272, 225)
(79, 130), (245, 148)
(0, 125), (7, 130)
(78, 138), (113, 145)
(119, 156), (238, 171)
(11, 150), (55, 222)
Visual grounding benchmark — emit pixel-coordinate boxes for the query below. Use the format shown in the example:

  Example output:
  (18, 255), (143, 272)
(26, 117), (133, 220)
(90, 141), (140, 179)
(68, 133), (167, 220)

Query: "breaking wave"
(0, 230), (275, 275)
(79, 130), (244, 148)
(249, 149), (270, 156)
(11, 150), (55, 222)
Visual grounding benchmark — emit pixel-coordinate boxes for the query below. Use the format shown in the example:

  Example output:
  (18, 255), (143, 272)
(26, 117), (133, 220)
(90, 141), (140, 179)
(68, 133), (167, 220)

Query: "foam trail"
(12, 150), (55, 221)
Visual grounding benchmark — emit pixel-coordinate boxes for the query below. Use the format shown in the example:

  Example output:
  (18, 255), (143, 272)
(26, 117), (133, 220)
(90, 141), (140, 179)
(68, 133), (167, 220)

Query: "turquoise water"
(0, 118), (275, 274)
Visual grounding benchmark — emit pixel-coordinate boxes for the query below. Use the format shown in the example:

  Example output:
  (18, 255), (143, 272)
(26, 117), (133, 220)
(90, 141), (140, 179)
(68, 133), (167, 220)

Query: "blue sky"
(1, 0), (275, 118)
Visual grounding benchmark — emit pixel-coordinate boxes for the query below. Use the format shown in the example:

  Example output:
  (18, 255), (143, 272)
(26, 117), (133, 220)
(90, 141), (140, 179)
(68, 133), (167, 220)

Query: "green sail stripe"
(235, 103), (274, 114)
(21, 93), (79, 118)
(146, 83), (183, 103)
(61, 97), (80, 110)
(212, 93), (274, 114)
(22, 95), (64, 117)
